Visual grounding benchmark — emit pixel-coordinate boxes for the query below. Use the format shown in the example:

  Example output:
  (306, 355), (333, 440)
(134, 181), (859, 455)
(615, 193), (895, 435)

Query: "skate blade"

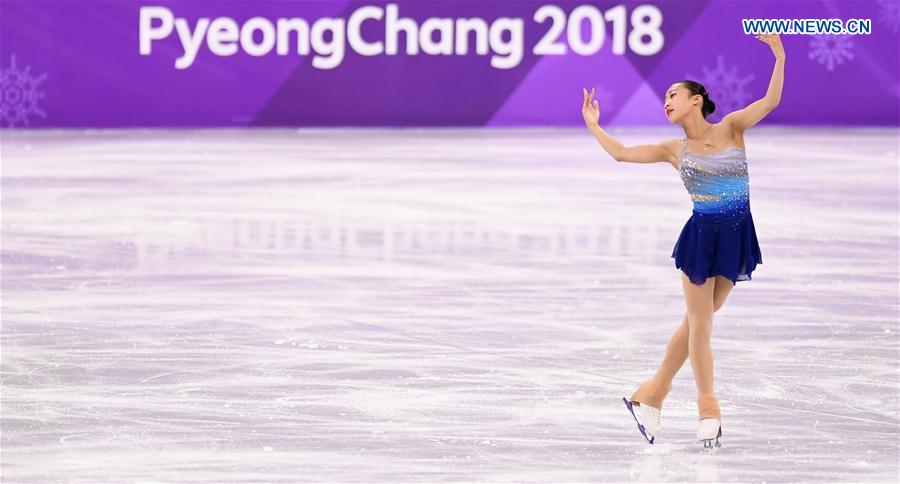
(701, 438), (722, 449)
(700, 434), (723, 449)
(622, 396), (655, 444)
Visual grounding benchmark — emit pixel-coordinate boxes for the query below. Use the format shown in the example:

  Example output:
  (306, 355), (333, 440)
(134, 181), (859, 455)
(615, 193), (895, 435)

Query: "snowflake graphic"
(686, 55), (755, 123)
(876, 0), (899, 34)
(0, 55), (47, 128)
(808, 35), (854, 72)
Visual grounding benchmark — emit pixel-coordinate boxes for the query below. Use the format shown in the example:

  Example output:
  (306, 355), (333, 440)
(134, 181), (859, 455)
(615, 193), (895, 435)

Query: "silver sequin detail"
(678, 137), (751, 229)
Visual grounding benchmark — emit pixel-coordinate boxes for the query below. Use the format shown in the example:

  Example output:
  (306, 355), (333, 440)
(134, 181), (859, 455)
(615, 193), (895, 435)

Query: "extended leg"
(629, 313), (688, 408)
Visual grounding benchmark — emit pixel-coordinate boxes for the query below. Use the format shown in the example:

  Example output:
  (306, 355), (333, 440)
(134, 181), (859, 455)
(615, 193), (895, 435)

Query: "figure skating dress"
(672, 137), (763, 285)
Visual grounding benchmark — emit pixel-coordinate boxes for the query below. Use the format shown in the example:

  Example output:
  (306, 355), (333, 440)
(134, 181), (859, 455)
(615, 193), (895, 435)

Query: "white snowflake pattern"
(0, 55), (47, 128)
(808, 35), (855, 72)
(686, 55), (755, 123)
(876, 0), (899, 34)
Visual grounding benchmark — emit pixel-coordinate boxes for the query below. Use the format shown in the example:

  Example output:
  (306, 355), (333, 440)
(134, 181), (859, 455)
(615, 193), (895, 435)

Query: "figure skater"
(580, 33), (785, 448)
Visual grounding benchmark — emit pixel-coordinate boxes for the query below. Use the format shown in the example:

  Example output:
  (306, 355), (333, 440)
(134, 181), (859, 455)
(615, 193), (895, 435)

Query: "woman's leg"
(655, 274), (734, 383)
(628, 316), (685, 408)
(631, 275), (735, 408)
(712, 275), (735, 314)
(651, 313), (689, 388)
(681, 271), (719, 420)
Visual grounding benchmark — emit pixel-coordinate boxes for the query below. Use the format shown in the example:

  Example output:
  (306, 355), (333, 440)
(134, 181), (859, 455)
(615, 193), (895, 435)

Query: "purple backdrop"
(0, 0), (898, 128)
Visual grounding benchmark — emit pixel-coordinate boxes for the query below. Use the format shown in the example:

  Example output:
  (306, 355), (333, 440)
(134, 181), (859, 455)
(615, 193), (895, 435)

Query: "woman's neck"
(682, 114), (714, 140)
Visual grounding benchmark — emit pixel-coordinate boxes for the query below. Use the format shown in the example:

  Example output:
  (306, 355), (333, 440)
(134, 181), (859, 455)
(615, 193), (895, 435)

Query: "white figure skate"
(697, 418), (722, 449)
(622, 397), (662, 444)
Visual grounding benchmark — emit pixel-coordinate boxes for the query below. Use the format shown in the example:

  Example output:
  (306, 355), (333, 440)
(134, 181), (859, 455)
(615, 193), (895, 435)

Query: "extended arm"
(581, 87), (674, 165)
(725, 34), (785, 132)
(586, 125), (674, 164)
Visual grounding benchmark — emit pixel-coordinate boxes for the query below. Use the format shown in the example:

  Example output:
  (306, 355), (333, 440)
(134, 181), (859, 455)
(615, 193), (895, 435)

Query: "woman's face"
(664, 84), (697, 123)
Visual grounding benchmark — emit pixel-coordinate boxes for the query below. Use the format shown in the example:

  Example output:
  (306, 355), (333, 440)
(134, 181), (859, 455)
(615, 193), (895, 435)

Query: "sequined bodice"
(678, 137), (750, 215)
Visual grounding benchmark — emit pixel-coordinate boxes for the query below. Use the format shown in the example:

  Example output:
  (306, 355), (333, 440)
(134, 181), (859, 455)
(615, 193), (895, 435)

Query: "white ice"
(1, 127), (898, 481)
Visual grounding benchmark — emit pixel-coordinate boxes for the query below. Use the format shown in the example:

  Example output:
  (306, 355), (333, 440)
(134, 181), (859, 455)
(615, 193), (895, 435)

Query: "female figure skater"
(580, 33), (784, 448)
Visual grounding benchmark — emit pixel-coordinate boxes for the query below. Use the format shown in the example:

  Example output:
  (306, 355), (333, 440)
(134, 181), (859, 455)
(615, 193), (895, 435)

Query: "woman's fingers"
(582, 87), (599, 111)
(754, 33), (777, 45)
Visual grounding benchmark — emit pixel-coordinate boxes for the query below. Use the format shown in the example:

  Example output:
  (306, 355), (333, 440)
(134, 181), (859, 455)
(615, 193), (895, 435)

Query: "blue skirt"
(671, 207), (763, 285)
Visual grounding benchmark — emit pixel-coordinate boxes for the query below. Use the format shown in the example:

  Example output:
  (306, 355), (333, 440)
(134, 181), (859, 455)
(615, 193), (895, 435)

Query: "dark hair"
(675, 80), (716, 119)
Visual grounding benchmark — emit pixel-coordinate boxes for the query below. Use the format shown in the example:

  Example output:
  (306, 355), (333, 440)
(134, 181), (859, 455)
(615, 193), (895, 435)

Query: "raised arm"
(582, 87), (678, 166)
(724, 34), (785, 132)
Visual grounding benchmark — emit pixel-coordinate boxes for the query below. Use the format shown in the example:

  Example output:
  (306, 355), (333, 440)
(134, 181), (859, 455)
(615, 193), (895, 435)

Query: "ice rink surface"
(2, 127), (898, 482)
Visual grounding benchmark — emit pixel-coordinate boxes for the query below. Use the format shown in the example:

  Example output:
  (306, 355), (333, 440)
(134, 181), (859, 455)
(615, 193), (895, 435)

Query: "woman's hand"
(754, 33), (784, 60)
(582, 87), (600, 127)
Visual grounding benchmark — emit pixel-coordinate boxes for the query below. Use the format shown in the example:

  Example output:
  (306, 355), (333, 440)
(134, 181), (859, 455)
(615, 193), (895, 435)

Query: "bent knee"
(686, 310), (714, 324)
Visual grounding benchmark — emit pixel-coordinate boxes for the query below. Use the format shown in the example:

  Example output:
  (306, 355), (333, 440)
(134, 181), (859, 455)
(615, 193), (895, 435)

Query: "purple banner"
(0, 0), (898, 127)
